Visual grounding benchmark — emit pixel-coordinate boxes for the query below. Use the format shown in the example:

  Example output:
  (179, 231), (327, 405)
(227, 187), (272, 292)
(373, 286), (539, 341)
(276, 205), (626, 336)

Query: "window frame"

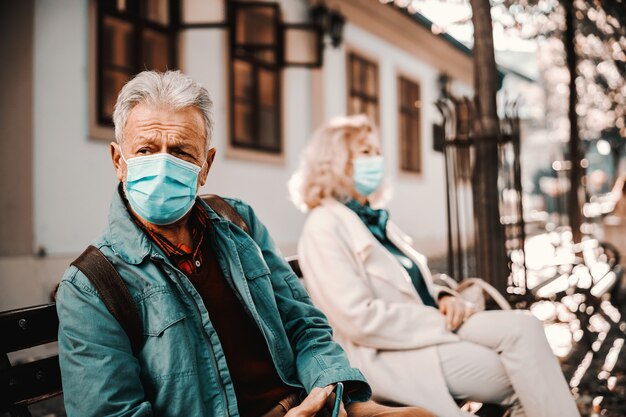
(346, 50), (379, 124)
(90, 0), (179, 140)
(397, 73), (422, 174)
(226, 1), (283, 158)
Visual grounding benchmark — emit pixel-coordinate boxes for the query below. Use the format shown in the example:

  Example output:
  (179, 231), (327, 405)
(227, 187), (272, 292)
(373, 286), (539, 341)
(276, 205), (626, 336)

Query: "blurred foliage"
(390, 0), (626, 141)
(495, 0), (626, 141)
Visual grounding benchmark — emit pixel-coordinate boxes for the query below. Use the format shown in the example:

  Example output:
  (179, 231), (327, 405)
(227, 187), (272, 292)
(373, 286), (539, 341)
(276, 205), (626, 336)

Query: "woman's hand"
(285, 386), (346, 417)
(438, 296), (474, 331)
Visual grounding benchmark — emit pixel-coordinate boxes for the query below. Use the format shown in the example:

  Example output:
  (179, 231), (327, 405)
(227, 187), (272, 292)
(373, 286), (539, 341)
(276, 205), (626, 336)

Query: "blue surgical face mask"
(352, 155), (384, 196)
(122, 152), (205, 225)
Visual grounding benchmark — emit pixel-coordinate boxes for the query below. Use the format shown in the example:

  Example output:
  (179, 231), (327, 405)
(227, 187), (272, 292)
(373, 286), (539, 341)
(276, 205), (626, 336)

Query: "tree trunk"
(564, 1), (583, 242)
(469, 0), (509, 294)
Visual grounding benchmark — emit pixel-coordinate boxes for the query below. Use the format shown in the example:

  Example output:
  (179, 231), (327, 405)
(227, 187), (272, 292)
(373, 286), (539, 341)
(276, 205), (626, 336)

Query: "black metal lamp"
(327, 8), (345, 48)
(309, 1), (345, 48)
(310, 1), (330, 33)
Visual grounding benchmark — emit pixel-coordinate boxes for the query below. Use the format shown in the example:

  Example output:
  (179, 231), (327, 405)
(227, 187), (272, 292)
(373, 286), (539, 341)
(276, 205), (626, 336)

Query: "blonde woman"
(290, 115), (580, 417)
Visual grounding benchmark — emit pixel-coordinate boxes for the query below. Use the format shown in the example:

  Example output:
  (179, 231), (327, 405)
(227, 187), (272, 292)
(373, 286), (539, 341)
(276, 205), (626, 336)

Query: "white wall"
(1, 0), (108, 310)
(34, 0), (116, 257)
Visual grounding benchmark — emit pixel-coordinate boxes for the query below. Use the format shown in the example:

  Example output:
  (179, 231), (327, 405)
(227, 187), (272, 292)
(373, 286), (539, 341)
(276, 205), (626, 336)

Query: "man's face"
(110, 103), (216, 189)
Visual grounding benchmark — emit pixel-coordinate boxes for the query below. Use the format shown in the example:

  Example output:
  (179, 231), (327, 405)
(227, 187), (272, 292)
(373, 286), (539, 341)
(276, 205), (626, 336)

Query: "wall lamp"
(310, 1), (346, 48)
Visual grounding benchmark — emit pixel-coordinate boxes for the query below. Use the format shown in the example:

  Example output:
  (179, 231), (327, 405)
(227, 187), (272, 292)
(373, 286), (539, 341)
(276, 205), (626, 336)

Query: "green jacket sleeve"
(231, 200), (371, 401)
(56, 268), (153, 417)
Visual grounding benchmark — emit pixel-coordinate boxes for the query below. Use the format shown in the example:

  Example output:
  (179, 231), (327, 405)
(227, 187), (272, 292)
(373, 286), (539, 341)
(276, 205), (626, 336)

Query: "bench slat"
(0, 304), (59, 353)
(1, 355), (62, 412)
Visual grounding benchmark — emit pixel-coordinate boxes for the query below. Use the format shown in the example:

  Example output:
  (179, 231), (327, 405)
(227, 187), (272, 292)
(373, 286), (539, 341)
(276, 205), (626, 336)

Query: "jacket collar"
(319, 198), (433, 295)
(320, 198), (418, 255)
(107, 185), (229, 265)
(320, 198), (379, 261)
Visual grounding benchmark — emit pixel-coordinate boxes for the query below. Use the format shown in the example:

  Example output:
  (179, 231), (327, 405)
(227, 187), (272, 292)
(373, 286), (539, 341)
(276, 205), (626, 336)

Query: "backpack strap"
(200, 194), (250, 235)
(70, 245), (143, 356)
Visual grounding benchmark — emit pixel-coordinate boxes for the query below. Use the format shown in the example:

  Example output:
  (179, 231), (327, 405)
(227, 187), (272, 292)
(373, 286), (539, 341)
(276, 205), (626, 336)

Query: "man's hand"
(438, 296), (474, 331)
(285, 386), (346, 417)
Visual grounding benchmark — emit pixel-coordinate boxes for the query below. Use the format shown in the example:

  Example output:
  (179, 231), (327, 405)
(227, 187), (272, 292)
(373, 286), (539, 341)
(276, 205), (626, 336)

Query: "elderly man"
(56, 71), (432, 417)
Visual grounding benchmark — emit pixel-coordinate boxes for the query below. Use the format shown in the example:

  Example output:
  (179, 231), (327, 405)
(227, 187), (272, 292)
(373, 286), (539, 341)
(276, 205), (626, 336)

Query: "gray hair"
(113, 70), (214, 149)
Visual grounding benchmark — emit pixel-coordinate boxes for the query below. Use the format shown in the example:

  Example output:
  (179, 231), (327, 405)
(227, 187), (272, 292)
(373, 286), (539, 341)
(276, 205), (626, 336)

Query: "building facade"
(0, 0), (475, 310)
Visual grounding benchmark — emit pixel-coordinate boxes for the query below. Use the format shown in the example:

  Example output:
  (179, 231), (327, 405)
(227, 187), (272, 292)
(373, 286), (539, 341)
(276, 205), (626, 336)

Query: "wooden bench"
(1, 257), (507, 417)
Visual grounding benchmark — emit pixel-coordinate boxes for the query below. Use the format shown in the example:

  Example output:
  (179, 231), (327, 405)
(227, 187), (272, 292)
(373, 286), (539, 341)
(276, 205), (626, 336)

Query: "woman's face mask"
(122, 152), (205, 225)
(350, 133), (384, 197)
(352, 156), (384, 197)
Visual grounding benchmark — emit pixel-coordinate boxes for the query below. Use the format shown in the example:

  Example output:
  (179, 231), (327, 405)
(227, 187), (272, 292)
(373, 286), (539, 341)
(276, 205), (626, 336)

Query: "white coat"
(298, 198), (463, 414)
(298, 199), (582, 417)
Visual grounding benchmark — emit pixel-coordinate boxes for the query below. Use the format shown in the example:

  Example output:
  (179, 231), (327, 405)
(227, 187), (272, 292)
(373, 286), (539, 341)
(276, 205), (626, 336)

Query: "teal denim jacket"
(56, 188), (370, 417)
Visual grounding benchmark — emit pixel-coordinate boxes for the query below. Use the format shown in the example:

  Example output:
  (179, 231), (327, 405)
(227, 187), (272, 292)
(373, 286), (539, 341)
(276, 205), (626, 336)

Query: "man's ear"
(110, 142), (125, 182)
(199, 148), (217, 187)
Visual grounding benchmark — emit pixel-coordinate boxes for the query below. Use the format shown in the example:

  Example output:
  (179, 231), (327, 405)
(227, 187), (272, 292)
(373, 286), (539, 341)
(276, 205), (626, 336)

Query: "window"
(347, 52), (379, 123)
(96, 0), (178, 126)
(398, 76), (422, 173)
(229, 2), (281, 154)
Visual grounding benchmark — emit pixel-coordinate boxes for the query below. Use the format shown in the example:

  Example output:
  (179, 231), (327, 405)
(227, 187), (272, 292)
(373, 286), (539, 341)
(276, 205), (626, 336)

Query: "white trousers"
(437, 310), (580, 417)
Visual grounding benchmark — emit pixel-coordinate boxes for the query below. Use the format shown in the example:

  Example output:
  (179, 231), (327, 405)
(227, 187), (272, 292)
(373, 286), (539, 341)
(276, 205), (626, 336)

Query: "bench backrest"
(285, 256), (303, 278)
(0, 303), (61, 417)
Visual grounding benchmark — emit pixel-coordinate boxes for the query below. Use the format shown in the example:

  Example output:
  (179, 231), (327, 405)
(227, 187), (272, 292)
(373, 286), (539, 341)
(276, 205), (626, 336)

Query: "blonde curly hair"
(289, 114), (384, 211)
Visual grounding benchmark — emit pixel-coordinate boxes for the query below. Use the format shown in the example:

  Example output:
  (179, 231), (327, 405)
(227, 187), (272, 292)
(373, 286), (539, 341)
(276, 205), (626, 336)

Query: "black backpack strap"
(70, 245), (143, 356)
(200, 194), (251, 235)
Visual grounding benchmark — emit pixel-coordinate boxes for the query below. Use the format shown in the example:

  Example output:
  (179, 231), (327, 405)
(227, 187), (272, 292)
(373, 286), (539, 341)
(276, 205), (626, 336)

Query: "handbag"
(433, 274), (512, 311)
